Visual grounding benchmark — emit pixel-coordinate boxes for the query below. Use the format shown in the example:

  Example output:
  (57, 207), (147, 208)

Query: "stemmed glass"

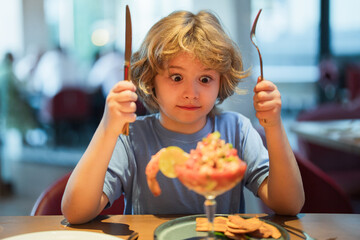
(176, 162), (246, 239)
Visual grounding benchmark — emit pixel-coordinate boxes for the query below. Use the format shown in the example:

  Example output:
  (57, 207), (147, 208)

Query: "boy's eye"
(170, 74), (182, 82)
(200, 76), (211, 84)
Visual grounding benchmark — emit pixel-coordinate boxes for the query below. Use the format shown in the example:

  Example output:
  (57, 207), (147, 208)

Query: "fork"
(250, 9), (267, 124)
(250, 9), (264, 81)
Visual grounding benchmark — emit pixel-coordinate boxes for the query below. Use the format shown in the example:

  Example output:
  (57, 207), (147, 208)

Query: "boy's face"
(154, 52), (220, 134)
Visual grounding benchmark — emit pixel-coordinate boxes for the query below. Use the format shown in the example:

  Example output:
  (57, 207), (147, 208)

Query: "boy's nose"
(183, 81), (199, 99)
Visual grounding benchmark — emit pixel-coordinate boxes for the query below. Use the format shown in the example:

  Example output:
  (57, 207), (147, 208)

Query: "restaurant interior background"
(0, 0), (359, 215)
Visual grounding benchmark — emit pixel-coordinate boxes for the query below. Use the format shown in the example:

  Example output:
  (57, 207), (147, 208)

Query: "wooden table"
(290, 119), (360, 156)
(0, 214), (360, 239)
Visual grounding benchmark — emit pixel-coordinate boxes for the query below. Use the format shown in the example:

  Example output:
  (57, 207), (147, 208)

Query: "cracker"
(224, 230), (247, 240)
(195, 215), (281, 239)
(195, 217), (227, 232)
(227, 216), (263, 232)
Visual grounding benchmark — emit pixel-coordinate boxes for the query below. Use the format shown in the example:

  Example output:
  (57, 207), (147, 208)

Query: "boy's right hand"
(101, 81), (138, 136)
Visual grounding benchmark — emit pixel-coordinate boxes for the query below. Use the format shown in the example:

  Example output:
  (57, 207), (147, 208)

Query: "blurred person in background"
(32, 45), (82, 99)
(0, 52), (39, 137)
(13, 47), (44, 94)
(87, 47), (124, 98)
(87, 47), (147, 122)
(31, 45), (84, 126)
(86, 48), (124, 126)
(0, 52), (39, 188)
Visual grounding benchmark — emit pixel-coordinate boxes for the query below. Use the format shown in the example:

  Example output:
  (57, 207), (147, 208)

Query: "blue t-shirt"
(103, 111), (269, 214)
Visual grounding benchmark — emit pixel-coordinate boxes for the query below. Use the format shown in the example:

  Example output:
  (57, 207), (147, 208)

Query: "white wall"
(21, 0), (49, 55)
(0, 0), (23, 57)
(0, 0), (49, 57)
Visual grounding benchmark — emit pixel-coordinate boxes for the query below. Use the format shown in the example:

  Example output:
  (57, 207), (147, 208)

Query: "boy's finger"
(254, 80), (275, 93)
(113, 90), (138, 103)
(113, 81), (136, 93)
(114, 101), (137, 113)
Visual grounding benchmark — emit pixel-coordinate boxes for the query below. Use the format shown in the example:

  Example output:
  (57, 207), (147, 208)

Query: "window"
(251, 0), (321, 82)
(116, 0), (193, 52)
(0, 0), (23, 57)
(330, 0), (360, 55)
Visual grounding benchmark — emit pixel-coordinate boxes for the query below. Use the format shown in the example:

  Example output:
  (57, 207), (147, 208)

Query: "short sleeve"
(103, 136), (133, 207)
(240, 118), (269, 196)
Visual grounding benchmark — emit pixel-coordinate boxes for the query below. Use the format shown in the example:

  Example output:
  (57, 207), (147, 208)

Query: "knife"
(121, 5), (132, 136)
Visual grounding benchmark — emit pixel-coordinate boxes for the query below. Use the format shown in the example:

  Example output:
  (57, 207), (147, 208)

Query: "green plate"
(154, 214), (289, 240)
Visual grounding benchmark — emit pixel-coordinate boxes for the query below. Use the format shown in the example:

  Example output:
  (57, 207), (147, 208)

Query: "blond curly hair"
(131, 10), (249, 115)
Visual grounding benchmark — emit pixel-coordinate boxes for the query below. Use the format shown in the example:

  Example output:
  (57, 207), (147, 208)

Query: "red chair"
(47, 87), (92, 146)
(295, 97), (360, 171)
(256, 127), (353, 213)
(295, 99), (360, 200)
(346, 64), (360, 101)
(260, 151), (354, 214)
(31, 172), (124, 216)
(295, 152), (353, 213)
(50, 88), (91, 121)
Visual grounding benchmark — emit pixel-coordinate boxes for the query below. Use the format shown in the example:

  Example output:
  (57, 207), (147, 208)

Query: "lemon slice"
(159, 146), (189, 178)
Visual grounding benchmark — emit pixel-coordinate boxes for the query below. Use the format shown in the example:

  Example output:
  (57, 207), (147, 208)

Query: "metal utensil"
(250, 9), (267, 124)
(121, 4), (132, 136)
(127, 231), (139, 240)
(281, 224), (317, 240)
(250, 9), (263, 80)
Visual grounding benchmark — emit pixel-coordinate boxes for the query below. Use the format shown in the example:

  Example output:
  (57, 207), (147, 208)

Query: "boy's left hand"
(253, 77), (282, 127)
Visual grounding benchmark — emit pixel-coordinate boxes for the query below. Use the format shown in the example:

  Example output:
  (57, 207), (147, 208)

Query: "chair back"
(31, 172), (124, 216)
(346, 64), (360, 101)
(51, 88), (91, 122)
(255, 127), (353, 213)
(295, 152), (353, 213)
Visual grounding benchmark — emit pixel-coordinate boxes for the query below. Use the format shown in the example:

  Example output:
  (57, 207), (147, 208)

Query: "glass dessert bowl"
(175, 132), (247, 238)
(146, 132), (247, 239)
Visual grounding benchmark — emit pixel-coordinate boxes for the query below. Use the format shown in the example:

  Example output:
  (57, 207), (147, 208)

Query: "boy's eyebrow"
(168, 65), (184, 70)
(168, 65), (214, 72)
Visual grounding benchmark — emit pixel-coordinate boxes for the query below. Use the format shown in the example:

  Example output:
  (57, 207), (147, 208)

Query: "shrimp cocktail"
(146, 132), (247, 238)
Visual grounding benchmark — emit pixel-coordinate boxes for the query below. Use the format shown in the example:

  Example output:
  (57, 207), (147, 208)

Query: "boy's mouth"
(177, 105), (201, 111)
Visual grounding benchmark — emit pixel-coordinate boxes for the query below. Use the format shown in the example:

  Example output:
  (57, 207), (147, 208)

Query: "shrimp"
(145, 149), (165, 197)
